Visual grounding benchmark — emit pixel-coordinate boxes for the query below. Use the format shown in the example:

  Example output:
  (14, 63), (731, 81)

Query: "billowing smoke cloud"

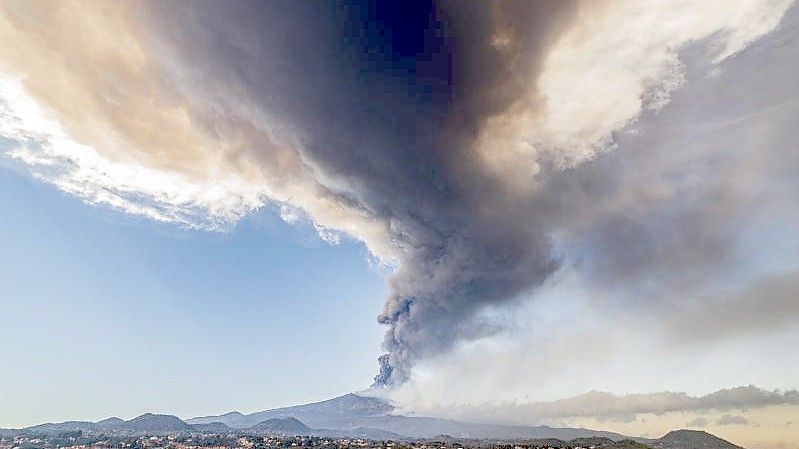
(0, 0), (796, 387)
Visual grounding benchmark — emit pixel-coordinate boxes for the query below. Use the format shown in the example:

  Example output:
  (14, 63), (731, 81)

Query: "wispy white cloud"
(0, 3), (394, 258)
(1, 75), (267, 228)
(495, 0), (795, 170)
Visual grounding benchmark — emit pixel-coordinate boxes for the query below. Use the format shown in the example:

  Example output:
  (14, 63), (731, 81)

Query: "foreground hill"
(646, 430), (743, 449)
(608, 441), (655, 449)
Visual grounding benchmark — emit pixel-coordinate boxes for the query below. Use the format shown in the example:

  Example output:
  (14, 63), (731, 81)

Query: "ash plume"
(1, 0), (795, 389)
(154, 0), (579, 384)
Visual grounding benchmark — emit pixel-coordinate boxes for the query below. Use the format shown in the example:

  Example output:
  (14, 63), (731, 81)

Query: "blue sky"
(0, 162), (385, 427)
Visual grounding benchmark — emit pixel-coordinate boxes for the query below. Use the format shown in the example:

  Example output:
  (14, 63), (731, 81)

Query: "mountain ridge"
(187, 393), (621, 440)
(3, 394), (750, 448)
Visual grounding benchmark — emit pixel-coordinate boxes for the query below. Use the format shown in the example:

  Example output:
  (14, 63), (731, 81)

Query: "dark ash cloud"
(143, 0), (580, 383)
(2, 0), (796, 389)
(132, 0), (799, 385)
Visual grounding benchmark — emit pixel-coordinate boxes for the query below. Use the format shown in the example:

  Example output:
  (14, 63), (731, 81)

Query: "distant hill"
(95, 417), (125, 430)
(648, 430), (743, 449)
(340, 427), (404, 440)
(13, 414), (193, 436)
(571, 437), (617, 447)
(22, 421), (94, 434)
(191, 422), (233, 434)
(0, 428), (20, 437)
(122, 414), (193, 433)
(248, 417), (311, 436)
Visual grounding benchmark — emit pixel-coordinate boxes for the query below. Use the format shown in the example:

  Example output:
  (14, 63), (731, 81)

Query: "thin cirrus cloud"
(716, 414), (751, 426)
(397, 386), (798, 423)
(0, 0), (797, 393)
(686, 417), (709, 428)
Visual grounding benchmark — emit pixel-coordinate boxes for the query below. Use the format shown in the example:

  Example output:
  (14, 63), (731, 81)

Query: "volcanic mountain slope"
(189, 393), (393, 429)
(187, 393), (626, 440)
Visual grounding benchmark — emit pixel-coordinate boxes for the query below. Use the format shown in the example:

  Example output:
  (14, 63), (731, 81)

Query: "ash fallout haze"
(1, 1), (799, 449)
